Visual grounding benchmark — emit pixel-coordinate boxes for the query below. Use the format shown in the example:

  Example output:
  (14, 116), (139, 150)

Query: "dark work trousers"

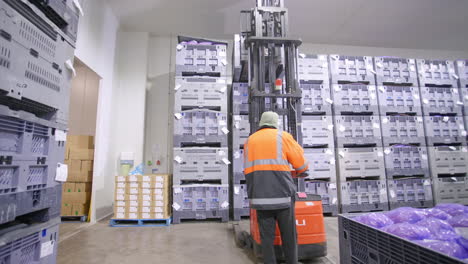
(257, 202), (297, 264)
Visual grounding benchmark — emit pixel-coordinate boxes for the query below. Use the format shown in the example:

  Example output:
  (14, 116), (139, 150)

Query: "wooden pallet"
(61, 215), (87, 222)
(109, 218), (171, 227)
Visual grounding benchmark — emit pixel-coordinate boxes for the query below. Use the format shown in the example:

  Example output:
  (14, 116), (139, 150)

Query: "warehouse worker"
(244, 111), (309, 264)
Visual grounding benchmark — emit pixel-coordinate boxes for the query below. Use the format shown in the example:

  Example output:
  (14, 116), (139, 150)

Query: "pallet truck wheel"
(235, 230), (246, 248)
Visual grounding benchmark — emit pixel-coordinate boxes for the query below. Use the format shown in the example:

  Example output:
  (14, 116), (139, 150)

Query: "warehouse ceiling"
(106, 0), (468, 51)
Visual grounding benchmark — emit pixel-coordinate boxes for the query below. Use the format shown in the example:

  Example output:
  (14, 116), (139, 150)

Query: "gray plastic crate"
(423, 115), (467, 145)
(339, 180), (389, 213)
(304, 181), (339, 216)
(331, 84), (379, 114)
(329, 55), (376, 84)
(172, 184), (229, 223)
(374, 57), (418, 85)
(377, 86), (422, 115)
(173, 110), (228, 147)
(232, 115), (250, 148)
(432, 176), (468, 205)
(297, 54), (329, 83)
(420, 87), (463, 115)
(302, 115), (334, 148)
(233, 184), (249, 220)
(462, 88), (468, 117)
(339, 215), (466, 264)
(381, 115), (426, 146)
(232, 148), (244, 183)
(0, 184), (61, 225)
(173, 148), (229, 184)
(175, 41), (228, 77)
(232, 82), (249, 114)
(334, 115), (383, 147)
(0, 217), (60, 264)
(428, 145), (468, 177)
(174, 77), (228, 113)
(233, 34), (248, 83)
(417, 59), (458, 87)
(303, 148), (336, 181)
(456, 60), (468, 82)
(0, 114), (66, 161)
(384, 145), (430, 179)
(337, 147), (385, 181)
(300, 83), (332, 115)
(387, 178), (434, 209)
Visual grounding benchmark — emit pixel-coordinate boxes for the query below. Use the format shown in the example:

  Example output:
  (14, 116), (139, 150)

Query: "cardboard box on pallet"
(69, 149), (95, 160)
(67, 135), (95, 149)
(67, 170), (93, 182)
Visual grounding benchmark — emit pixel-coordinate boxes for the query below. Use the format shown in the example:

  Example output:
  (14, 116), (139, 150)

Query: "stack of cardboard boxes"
(114, 174), (171, 220)
(61, 135), (94, 217)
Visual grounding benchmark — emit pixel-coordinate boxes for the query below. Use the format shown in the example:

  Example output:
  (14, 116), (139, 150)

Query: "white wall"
(143, 37), (468, 175)
(74, 0), (119, 221)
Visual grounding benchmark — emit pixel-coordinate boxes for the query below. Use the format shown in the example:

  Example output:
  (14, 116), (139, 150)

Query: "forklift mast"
(242, 0), (304, 190)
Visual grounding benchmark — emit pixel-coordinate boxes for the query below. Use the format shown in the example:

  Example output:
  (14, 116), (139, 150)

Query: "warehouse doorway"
(59, 58), (100, 240)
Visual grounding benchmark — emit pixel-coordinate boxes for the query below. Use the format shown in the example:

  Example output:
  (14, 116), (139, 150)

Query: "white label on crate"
(457, 101), (464, 106)
(462, 147), (467, 153)
(370, 93), (376, 100)
(326, 149), (333, 155)
(174, 84), (182, 91)
(222, 158), (231, 165)
(174, 156), (183, 164)
(220, 86), (227, 93)
(458, 61), (465, 67)
(380, 189), (387, 195)
(55, 163), (68, 182)
(234, 151), (241, 159)
(319, 55), (327, 60)
(423, 180), (431, 186)
(460, 125), (465, 130)
(390, 190), (396, 198)
(218, 150), (225, 156)
(305, 202), (315, 206)
(423, 99), (429, 105)
(329, 183), (336, 189)
(378, 86), (385, 93)
(174, 113), (182, 120)
(155, 182), (164, 188)
(234, 186), (240, 195)
(55, 130), (67, 141)
(172, 203), (181, 211)
(376, 62), (383, 68)
(332, 198), (338, 205)
(338, 151), (345, 158)
(329, 158), (336, 165)
(141, 182), (151, 188)
(462, 131), (467, 137)
(40, 241), (54, 258)
(417, 117), (423, 123)
(174, 188), (182, 194)
(334, 85), (341, 92)
(384, 148), (391, 155)
(410, 65), (416, 72)
(453, 88), (459, 94)
(453, 74), (459, 80)
(221, 59), (228, 66)
(234, 121), (240, 129)
(451, 177), (458, 182)
(339, 125), (346, 132)
(443, 116), (450, 122)
(413, 93), (420, 100)
(176, 44), (183, 51)
(419, 154), (427, 161)
(233, 90), (240, 96)
(382, 117), (389, 124)
(222, 127), (230, 135)
(325, 98), (333, 104)
(219, 51), (227, 57)
(217, 79), (226, 84)
(65, 60), (76, 77)
(377, 151), (384, 157)
(449, 146), (457, 151)
(299, 53), (306, 58)
(219, 120), (227, 126)
(234, 116), (242, 121)
(465, 95), (468, 101)
(373, 123), (380, 129)
(327, 124), (334, 131)
(322, 62), (328, 68)
(369, 86), (376, 92)
(221, 201), (229, 208)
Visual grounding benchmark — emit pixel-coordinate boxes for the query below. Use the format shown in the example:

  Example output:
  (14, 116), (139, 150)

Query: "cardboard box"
(114, 212), (127, 219)
(69, 160), (82, 171)
(61, 202), (73, 215)
(154, 212), (170, 219)
(62, 183), (75, 193)
(68, 171), (93, 182)
(140, 181), (152, 189)
(139, 193), (152, 202)
(126, 205), (139, 213)
(115, 200), (139, 207)
(62, 192), (90, 203)
(127, 175), (140, 182)
(81, 160), (94, 171)
(139, 188), (152, 195)
(75, 183), (92, 192)
(115, 176), (126, 182)
(114, 193), (139, 201)
(127, 212), (139, 219)
(139, 200), (152, 207)
(139, 212), (154, 219)
(69, 149), (94, 160)
(68, 135), (94, 149)
(71, 204), (89, 216)
(140, 206), (152, 213)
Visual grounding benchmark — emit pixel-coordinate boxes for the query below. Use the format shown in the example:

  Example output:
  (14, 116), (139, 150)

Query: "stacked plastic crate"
(374, 57), (433, 210)
(297, 54), (338, 215)
(329, 55), (388, 213)
(458, 60), (468, 132)
(172, 37), (230, 223)
(418, 59), (468, 205)
(0, 0), (80, 262)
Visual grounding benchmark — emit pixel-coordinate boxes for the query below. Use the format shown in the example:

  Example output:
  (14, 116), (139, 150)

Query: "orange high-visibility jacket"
(244, 128), (309, 210)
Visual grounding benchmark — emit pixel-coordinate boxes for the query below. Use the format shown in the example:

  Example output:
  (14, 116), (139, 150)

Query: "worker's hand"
(292, 171), (308, 178)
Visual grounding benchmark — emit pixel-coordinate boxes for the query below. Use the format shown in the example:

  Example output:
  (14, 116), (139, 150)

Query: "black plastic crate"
(339, 214), (465, 264)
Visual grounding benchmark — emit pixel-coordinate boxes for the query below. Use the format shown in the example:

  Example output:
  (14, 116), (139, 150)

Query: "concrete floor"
(58, 217), (339, 264)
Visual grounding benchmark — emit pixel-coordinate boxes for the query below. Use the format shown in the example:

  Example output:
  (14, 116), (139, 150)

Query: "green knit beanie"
(259, 111), (279, 129)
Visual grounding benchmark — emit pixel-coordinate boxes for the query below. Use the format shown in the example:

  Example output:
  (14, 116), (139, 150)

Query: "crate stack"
(113, 174), (171, 224)
(0, 0), (80, 262)
(297, 54), (338, 215)
(172, 37), (230, 223)
(458, 60), (468, 129)
(374, 57), (434, 210)
(61, 135), (94, 219)
(417, 59), (468, 205)
(328, 55), (388, 213)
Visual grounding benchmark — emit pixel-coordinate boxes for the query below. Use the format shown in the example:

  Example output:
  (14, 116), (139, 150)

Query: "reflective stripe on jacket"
(244, 128), (309, 210)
